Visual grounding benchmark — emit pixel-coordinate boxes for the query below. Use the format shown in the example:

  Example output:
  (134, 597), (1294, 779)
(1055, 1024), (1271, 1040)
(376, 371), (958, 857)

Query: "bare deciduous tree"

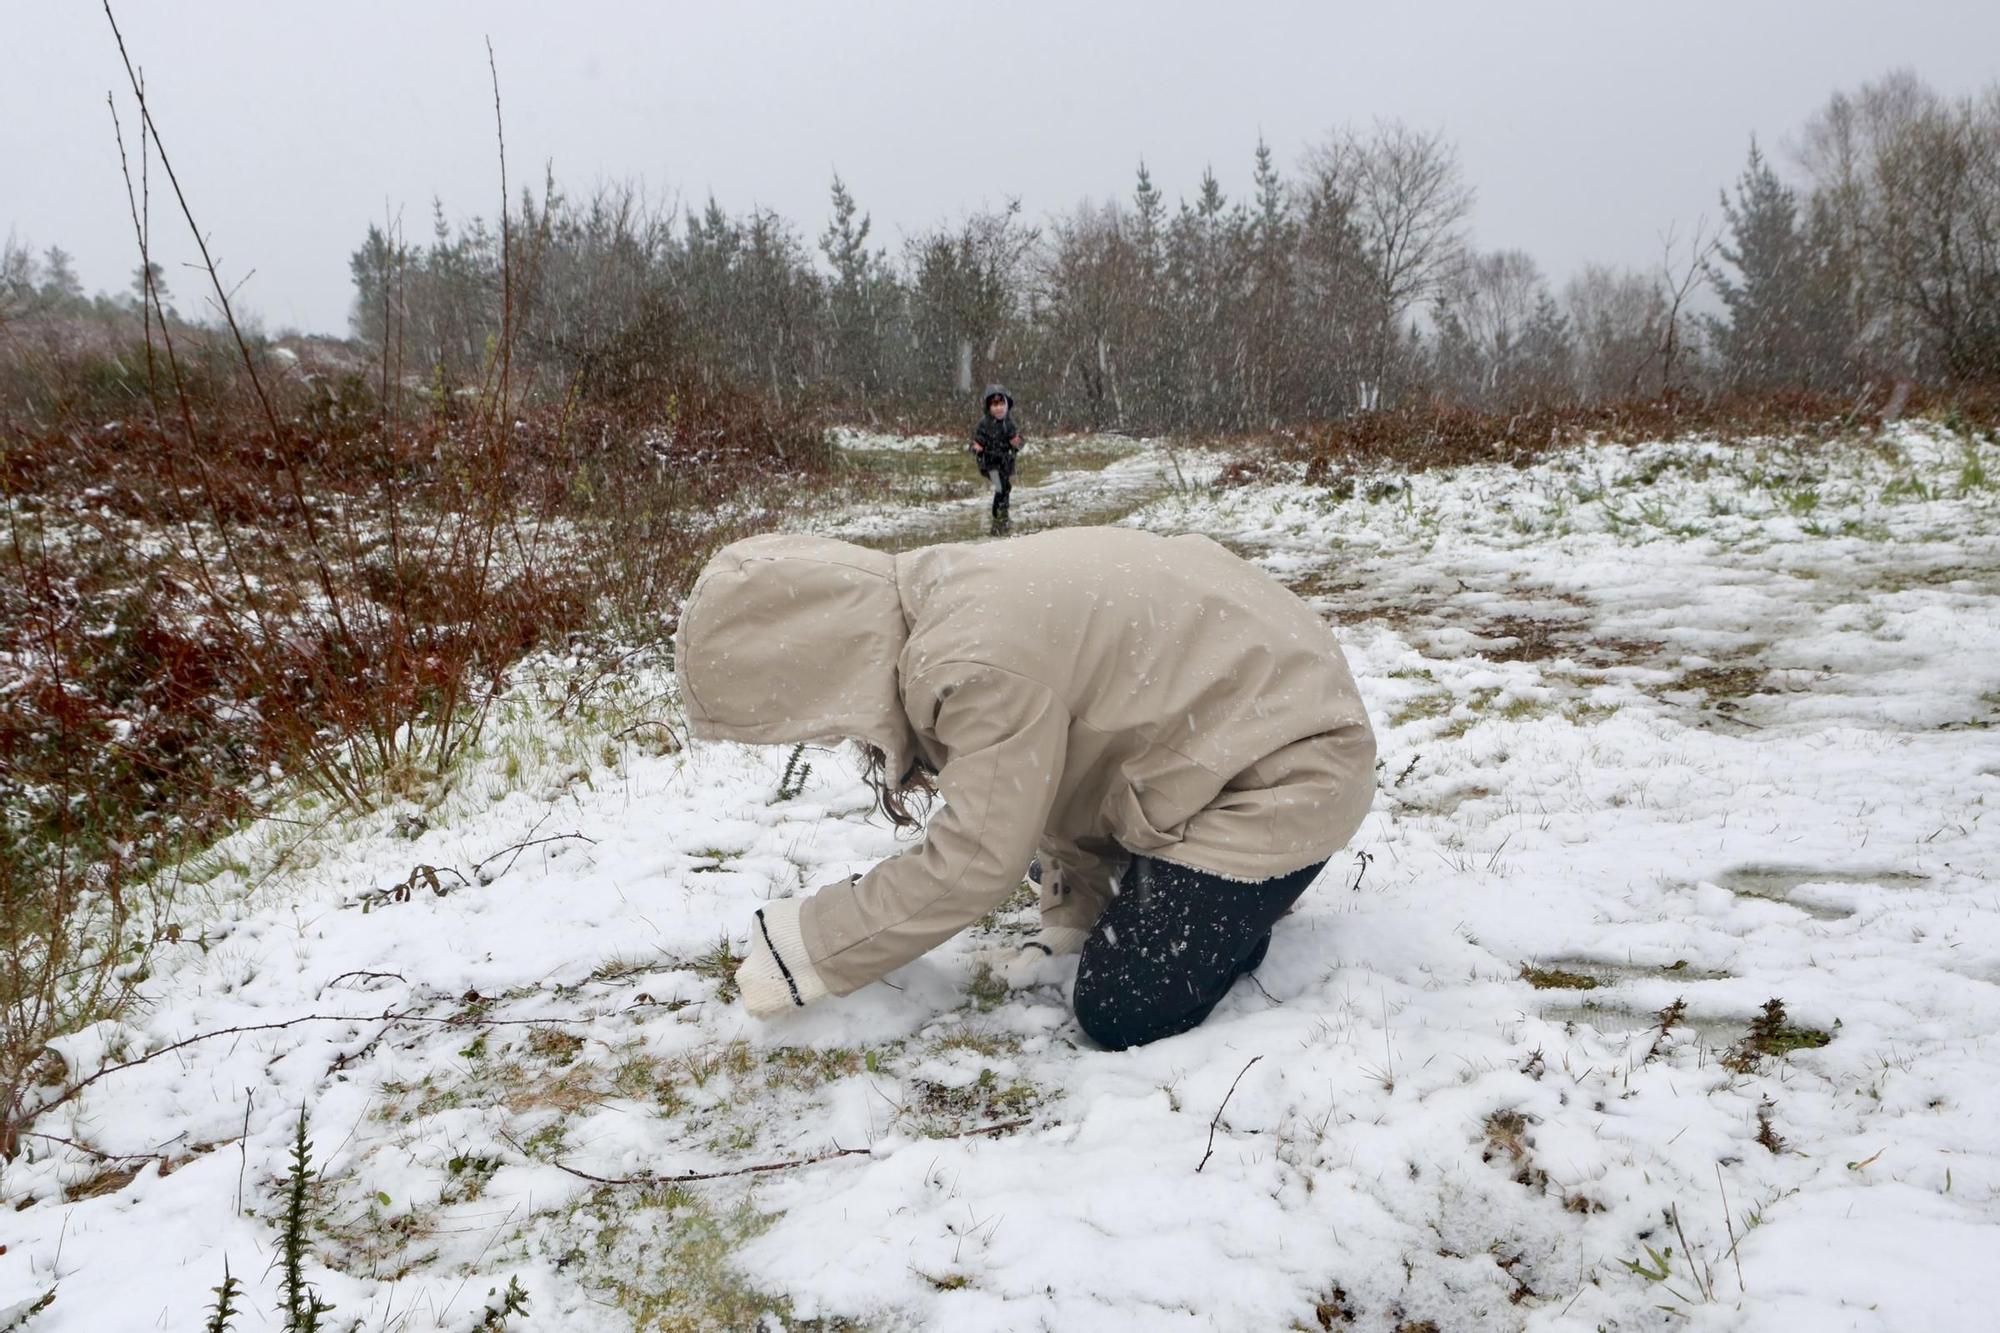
(1656, 218), (1719, 393)
(1308, 121), (1474, 406)
(1566, 264), (1668, 400)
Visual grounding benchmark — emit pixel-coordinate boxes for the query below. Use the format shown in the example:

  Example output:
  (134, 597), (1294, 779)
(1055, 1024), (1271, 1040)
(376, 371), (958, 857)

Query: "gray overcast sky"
(8, 1), (1999, 336)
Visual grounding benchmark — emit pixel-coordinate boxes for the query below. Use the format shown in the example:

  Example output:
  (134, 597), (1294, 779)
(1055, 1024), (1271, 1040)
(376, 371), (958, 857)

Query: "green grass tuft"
(1519, 964), (1600, 991)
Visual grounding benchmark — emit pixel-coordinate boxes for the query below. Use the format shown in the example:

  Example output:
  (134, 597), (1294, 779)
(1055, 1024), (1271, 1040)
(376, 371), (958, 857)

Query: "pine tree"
(1518, 292), (1575, 403)
(1247, 139), (1297, 422)
(820, 174), (872, 288)
(348, 223), (407, 345)
(40, 246), (85, 310)
(130, 260), (169, 310)
(1296, 164), (1372, 417)
(820, 174), (881, 392)
(1132, 161), (1166, 276)
(1127, 162), (1169, 420)
(1714, 138), (1839, 388)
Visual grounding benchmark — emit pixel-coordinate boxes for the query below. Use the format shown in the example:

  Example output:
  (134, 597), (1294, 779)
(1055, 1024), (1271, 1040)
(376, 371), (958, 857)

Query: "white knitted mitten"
(969, 925), (1089, 990)
(735, 898), (830, 1018)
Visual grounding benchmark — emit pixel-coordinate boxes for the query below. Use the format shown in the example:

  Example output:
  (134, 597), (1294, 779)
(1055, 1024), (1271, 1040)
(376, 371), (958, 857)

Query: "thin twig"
(471, 831), (597, 879)
(534, 1117), (1034, 1186)
(613, 718), (685, 747)
(104, 90), (158, 413)
(18, 1131), (169, 1165)
(236, 1088), (254, 1215)
(101, 0), (360, 656)
(1196, 1055), (1262, 1173)
(486, 35), (513, 421)
(319, 971), (409, 995)
(15, 1005), (596, 1142)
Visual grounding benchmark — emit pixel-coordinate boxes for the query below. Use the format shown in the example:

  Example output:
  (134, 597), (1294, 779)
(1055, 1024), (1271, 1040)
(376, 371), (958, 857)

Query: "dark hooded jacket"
(971, 385), (1022, 467)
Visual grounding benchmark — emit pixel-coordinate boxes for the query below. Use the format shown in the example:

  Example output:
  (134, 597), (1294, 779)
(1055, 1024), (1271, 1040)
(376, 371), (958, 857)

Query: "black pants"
(982, 451), (1015, 513)
(1072, 855), (1327, 1051)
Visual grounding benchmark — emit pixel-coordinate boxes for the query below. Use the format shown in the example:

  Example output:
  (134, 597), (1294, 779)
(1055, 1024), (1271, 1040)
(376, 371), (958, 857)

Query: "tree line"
(9, 69), (1997, 433)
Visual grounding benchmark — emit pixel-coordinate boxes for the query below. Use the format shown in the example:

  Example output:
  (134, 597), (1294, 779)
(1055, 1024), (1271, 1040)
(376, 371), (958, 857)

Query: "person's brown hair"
(859, 743), (937, 831)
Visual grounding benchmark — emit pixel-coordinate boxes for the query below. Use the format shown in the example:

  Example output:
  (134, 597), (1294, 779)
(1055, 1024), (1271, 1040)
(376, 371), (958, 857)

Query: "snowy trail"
(3, 424), (1996, 1332)
(807, 431), (1213, 550)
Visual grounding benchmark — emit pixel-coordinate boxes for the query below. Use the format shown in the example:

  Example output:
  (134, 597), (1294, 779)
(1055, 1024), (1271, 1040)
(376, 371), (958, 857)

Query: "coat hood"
(674, 534), (919, 781)
(981, 384), (1014, 412)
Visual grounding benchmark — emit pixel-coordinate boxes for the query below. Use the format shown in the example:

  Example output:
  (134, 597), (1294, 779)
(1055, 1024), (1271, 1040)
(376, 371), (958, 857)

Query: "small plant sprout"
(775, 742), (813, 801)
(204, 1261), (242, 1333)
(472, 1277), (531, 1331)
(279, 1107), (335, 1333)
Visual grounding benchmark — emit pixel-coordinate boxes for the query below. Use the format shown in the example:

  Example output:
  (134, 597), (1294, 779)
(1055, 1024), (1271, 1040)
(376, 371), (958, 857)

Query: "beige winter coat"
(674, 527), (1377, 995)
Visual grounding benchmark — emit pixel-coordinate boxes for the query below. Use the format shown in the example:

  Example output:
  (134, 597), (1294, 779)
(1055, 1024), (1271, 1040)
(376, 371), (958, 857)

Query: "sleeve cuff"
(1023, 925), (1089, 957)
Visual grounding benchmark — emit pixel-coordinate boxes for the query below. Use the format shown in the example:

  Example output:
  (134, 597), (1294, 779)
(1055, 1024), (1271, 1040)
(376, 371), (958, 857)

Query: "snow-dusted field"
(3, 423), (1997, 1332)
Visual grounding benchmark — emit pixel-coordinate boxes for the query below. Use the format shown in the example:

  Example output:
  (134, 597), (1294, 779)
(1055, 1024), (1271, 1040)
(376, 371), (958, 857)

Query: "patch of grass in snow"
(1517, 964), (1599, 991)
(1675, 662), (1768, 699)
(441, 1150), (504, 1204)
(1837, 515), (1898, 541)
(1396, 684), (1600, 742)
(685, 937), (743, 1005)
(928, 1028), (1019, 1060)
(680, 1040), (761, 1091)
(382, 1027), (906, 1191)
(569, 1182), (804, 1332)
(1562, 697), (1622, 725)
(913, 1067), (1039, 1127)
(63, 1158), (147, 1202)
(1959, 440), (1993, 493)
(905, 1029), (1040, 1135)
(527, 1026), (587, 1064)
(1440, 688), (1559, 738)
(1388, 692), (1455, 728)
(365, 1021), (996, 1326)
(920, 1270), (972, 1291)
(1301, 1286), (1357, 1328)
(1480, 1110), (1550, 1191)
(1856, 560), (2000, 596)
(963, 963), (1012, 1012)
(1479, 1108), (1610, 1225)
(1723, 997), (1833, 1074)
(1470, 614), (1578, 664)
(762, 1044), (863, 1089)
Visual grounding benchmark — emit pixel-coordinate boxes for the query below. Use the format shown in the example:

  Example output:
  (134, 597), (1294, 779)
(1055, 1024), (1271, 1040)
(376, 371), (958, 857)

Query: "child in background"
(971, 385), (1023, 525)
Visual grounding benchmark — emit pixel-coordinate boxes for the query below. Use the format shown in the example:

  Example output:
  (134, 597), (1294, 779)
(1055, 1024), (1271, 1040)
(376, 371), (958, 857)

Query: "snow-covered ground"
(3, 422), (1997, 1332)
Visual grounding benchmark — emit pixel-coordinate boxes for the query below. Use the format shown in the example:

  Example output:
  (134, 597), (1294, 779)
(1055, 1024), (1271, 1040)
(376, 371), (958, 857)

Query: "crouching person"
(672, 527), (1376, 1050)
